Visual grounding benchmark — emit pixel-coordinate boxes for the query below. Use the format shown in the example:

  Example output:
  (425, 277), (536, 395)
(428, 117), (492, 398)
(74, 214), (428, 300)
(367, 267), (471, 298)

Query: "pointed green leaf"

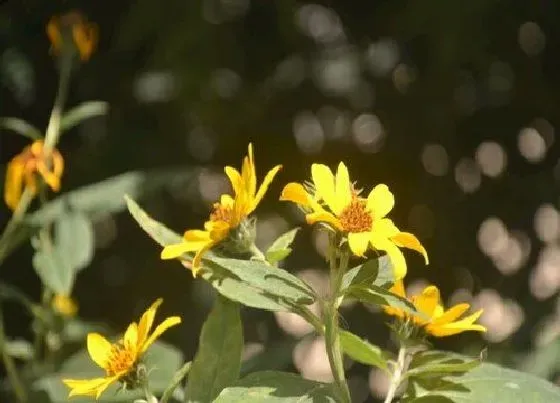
(404, 352), (560, 402)
(265, 228), (299, 264)
(0, 117), (42, 140)
(214, 371), (336, 402)
(60, 101), (109, 133)
(345, 284), (420, 318)
(342, 255), (394, 291)
(125, 196), (314, 311)
(339, 330), (389, 372)
(54, 210), (94, 272)
(186, 295), (243, 402)
(32, 247), (74, 295)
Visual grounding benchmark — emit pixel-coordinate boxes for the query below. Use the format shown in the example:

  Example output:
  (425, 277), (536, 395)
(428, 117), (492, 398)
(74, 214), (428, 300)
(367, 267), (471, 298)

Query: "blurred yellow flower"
(161, 143), (282, 276)
(62, 298), (181, 399)
(52, 294), (78, 317)
(4, 140), (64, 211)
(385, 280), (487, 337)
(46, 11), (98, 61)
(280, 162), (427, 279)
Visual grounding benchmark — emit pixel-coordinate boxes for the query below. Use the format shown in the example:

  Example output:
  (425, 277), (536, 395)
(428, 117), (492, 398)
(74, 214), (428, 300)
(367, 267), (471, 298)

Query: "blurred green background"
(1, 0), (560, 401)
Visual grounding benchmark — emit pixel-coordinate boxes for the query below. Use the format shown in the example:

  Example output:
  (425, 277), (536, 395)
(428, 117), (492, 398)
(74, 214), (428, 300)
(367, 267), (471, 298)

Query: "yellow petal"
(123, 322), (138, 354)
(373, 218), (400, 238)
(161, 242), (196, 260)
(141, 316), (182, 354)
(36, 162), (61, 192)
(219, 194), (235, 209)
(370, 236), (407, 280)
(86, 333), (112, 369)
(413, 286), (440, 318)
(253, 164), (282, 212)
(427, 310), (486, 337)
(280, 182), (312, 206)
(306, 210), (343, 230)
(391, 232), (429, 264)
(334, 162), (351, 214)
(390, 279), (406, 298)
(311, 163), (337, 213)
(347, 232), (370, 257)
(191, 242), (215, 277)
(137, 298), (163, 347)
(367, 184), (395, 219)
(63, 377), (116, 399)
(225, 166), (242, 197)
(430, 303), (470, 326)
(4, 159), (25, 211)
(241, 143), (257, 197)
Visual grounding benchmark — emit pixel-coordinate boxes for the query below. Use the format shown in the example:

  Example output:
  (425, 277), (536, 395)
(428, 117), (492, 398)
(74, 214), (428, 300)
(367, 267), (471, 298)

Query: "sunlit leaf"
(341, 256), (394, 291)
(0, 117), (42, 140)
(185, 295), (243, 402)
(53, 210), (94, 272)
(214, 371), (336, 402)
(340, 330), (389, 372)
(60, 101), (109, 133)
(265, 228), (299, 265)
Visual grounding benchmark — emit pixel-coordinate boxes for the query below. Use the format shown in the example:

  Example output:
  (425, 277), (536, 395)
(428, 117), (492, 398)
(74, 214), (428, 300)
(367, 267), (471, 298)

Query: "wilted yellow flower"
(62, 298), (181, 399)
(46, 11), (98, 61)
(52, 294), (78, 317)
(384, 280), (487, 337)
(161, 143), (282, 276)
(280, 162), (427, 279)
(4, 140), (64, 211)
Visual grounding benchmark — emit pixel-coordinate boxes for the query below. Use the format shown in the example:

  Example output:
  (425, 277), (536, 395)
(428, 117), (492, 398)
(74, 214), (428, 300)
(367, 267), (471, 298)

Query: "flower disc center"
(339, 198), (372, 233)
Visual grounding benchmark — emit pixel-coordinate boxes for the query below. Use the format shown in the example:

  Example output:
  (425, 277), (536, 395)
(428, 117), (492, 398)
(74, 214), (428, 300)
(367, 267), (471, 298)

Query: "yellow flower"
(384, 280), (487, 337)
(52, 294), (78, 317)
(161, 143), (282, 276)
(4, 140), (64, 211)
(46, 11), (98, 61)
(280, 162), (427, 279)
(62, 298), (181, 399)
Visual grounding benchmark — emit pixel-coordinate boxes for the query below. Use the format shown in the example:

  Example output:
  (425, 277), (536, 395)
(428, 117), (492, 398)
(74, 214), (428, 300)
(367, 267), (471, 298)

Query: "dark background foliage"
(1, 0), (560, 400)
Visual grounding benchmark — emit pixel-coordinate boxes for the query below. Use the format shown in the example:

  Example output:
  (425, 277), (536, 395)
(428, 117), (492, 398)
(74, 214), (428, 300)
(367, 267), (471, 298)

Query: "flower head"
(280, 162), (427, 279)
(47, 11), (98, 61)
(4, 140), (64, 211)
(62, 298), (181, 399)
(52, 294), (78, 317)
(384, 280), (487, 337)
(161, 143), (282, 276)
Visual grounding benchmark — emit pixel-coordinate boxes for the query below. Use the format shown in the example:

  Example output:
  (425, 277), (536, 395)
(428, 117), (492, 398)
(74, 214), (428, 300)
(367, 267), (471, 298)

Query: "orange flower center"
(105, 343), (136, 377)
(338, 197), (372, 233)
(210, 202), (233, 223)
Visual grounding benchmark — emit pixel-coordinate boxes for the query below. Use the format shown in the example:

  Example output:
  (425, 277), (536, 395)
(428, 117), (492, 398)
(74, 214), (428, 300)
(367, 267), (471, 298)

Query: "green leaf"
(341, 256), (394, 291)
(186, 295), (243, 403)
(35, 341), (183, 402)
(209, 257), (315, 305)
(125, 196), (313, 312)
(339, 330), (389, 372)
(53, 210), (94, 272)
(0, 117), (42, 140)
(404, 353), (560, 403)
(60, 101), (109, 133)
(407, 351), (480, 378)
(0, 169), (195, 266)
(32, 247), (74, 295)
(345, 284), (419, 318)
(240, 339), (299, 377)
(214, 371), (336, 402)
(265, 228), (299, 264)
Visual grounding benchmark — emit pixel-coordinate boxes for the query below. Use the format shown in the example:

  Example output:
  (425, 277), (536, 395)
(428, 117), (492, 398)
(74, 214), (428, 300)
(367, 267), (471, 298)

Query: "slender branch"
(160, 360), (192, 403)
(0, 307), (27, 403)
(323, 233), (351, 403)
(384, 346), (407, 403)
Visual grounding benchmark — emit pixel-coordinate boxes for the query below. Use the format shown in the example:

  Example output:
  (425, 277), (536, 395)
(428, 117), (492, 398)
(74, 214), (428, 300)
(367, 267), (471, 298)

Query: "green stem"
(324, 234), (351, 403)
(384, 346), (407, 403)
(160, 360), (192, 403)
(248, 243), (268, 263)
(0, 306), (27, 403)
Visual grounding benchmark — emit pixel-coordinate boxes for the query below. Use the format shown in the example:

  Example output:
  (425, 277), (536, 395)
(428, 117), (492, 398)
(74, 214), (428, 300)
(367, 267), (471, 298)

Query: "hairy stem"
(384, 346), (407, 403)
(324, 234), (351, 403)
